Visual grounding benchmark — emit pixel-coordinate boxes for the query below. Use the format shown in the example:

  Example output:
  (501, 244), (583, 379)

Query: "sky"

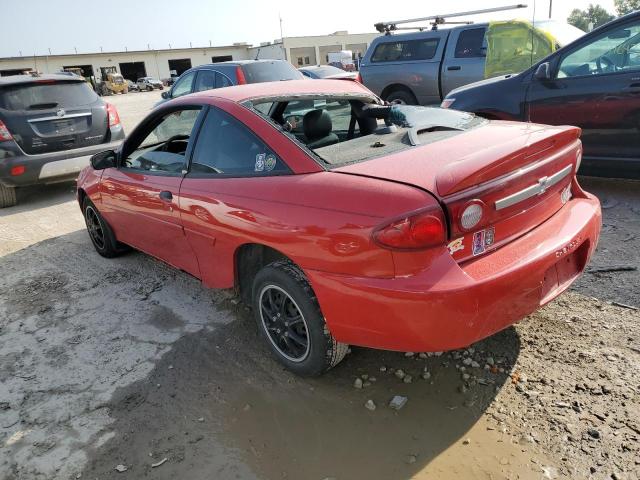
(1, 0), (618, 58)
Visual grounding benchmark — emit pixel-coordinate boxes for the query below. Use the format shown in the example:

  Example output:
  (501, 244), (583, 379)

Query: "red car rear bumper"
(307, 194), (601, 352)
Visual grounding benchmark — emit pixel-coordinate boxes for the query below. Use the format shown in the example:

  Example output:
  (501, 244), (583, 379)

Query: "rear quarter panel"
(178, 171), (437, 289)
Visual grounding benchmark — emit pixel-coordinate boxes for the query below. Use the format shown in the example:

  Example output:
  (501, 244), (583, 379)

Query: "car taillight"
(575, 147), (582, 172)
(11, 165), (25, 176)
(355, 72), (362, 83)
(106, 103), (120, 127)
(441, 98), (455, 109)
(373, 207), (446, 250)
(235, 66), (247, 85)
(0, 119), (13, 142)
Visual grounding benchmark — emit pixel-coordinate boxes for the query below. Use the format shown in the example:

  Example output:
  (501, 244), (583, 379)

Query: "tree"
(568, 4), (615, 31)
(615, 0), (640, 15)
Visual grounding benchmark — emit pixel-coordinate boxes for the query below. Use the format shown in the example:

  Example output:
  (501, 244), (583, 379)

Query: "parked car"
(0, 74), (124, 208)
(77, 79), (601, 376)
(360, 20), (584, 105)
(156, 60), (303, 106)
(442, 11), (640, 179)
(136, 77), (164, 91)
(299, 65), (358, 79)
(126, 79), (139, 92)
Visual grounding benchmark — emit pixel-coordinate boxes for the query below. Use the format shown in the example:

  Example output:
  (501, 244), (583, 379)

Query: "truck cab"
(359, 24), (488, 105)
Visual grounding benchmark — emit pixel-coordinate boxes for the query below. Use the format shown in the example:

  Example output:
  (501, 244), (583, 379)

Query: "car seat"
(303, 109), (339, 149)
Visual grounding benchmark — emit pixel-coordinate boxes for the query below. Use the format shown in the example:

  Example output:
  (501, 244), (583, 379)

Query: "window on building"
(304, 56), (310, 65)
(455, 28), (487, 58)
(371, 38), (440, 62)
(297, 57), (303, 66)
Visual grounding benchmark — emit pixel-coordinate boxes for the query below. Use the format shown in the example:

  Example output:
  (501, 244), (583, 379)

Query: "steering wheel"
(160, 134), (190, 152)
(596, 55), (616, 74)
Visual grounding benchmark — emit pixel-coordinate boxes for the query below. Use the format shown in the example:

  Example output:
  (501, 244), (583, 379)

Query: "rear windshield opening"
(241, 62), (303, 83)
(0, 80), (98, 111)
(249, 95), (484, 166)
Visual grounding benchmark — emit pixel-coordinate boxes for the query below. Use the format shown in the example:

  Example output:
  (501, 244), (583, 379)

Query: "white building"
(0, 31), (381, 80)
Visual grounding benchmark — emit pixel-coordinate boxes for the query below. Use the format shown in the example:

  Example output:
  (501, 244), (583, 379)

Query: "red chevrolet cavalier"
(77, 79), (601, 376)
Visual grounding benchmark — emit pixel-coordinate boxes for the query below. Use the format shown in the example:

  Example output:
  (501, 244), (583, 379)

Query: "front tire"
(82, 198), (127, 258)
(252, 261), (348, 376)
(0, 184), (17, 208)
(385, 89), (417, 105)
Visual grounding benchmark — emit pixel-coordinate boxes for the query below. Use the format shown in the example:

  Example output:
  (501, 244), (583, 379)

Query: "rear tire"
(0, 184), (17, 208)
(252, 260), (349, 376)
(82, 197), (127, 258)
(385, 89), (417, 105)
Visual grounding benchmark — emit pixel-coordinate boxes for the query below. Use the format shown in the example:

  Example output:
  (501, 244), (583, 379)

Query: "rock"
(462, 438), (470, 445)
(519, 374), (528, 383)
(587, 428), (601, 439)
(389, 395), (408, 410)
(462, 373), (470, 381)
(470, 361), (480, 368)
(115, 464), (128, 473)
(405, 454), (417, 464)
(361, 374), (369, 380)
(433, 351), (443, 357)
(364, 399), (376, 411)
(363, 382), (371, 387)
(354, 378), (363, 389)
(418, 353), (428, 359)
(380, 366), (387, 372)
(487, 357), (495, 365)
(421, 372), (431, 380)
(467, 347), (475, 354)
(519, 434), (535, 444)
(405, 352), (415, 357)
(395, 369), (406, 380)
(369, 377), (377, 382)
(403, 375), (413, 384)
(542, 465), (558, 479)
(462, 358), (472, 366)
(197, 417), (205, 422)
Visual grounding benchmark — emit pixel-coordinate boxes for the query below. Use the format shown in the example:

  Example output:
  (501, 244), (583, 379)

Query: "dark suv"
(0, 74), (124, 207)
(156, 60), (303, 105)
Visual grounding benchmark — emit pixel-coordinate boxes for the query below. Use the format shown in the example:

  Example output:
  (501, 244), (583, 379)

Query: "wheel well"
(77, 188), (87, 207)
(235, 244), (290, 304)
(380, 84), (417, 102)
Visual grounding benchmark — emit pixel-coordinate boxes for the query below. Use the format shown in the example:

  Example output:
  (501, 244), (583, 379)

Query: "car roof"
(186, 79), (373, 103)
(0, 73), (85, 86)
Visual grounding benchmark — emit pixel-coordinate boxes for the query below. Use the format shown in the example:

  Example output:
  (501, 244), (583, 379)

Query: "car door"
(179, 106), (291, 287)
(441, 26), (487, 95)
(528, 18), (640, 159)
(99, 106), (203, 275)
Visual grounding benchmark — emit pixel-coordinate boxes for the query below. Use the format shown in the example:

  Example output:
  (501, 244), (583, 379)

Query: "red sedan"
(77, 79), (601, 376)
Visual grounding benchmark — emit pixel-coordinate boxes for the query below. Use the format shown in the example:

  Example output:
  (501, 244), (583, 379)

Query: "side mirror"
(90, 150), (117, 170)
(534, 62), (551, 81)
(161, 91), (170, 99)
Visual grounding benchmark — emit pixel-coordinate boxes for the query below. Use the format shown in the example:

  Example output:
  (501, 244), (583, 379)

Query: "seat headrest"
(303, 109), (333, 141)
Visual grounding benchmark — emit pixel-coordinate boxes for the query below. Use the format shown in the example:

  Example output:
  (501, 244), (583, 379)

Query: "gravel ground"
(0, 93), (638, 480)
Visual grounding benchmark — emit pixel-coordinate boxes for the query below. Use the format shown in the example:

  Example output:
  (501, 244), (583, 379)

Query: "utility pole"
(279, 13), (286, 60)
(548, 0), (552, 18)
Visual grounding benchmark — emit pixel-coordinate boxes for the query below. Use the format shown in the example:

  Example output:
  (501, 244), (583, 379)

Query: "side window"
(455, 28), (487, 58)
(371, 39), (440, 62)
(123, 108), (201, 174)
(194, 70), (215, 92)
(558, 22), (640, 78)
(215, 72), (233, 88)
(171, 71), (195, 97)
(190, 108), (289, 176)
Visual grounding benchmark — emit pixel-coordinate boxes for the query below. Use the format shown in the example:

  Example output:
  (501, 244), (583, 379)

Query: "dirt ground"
(0, 92), (638, 480)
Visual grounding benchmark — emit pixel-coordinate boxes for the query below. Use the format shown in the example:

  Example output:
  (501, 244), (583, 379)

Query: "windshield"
(534, 20), (586, 47)
(0, 80), (97, 110)
(251, 96), (482, 166)
(305, 66), (345, 77)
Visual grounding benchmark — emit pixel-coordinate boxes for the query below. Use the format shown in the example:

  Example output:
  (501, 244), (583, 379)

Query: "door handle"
(159, 190), (173, 201)
(447, 65), (461, 71)
(623, 83), (640, 92)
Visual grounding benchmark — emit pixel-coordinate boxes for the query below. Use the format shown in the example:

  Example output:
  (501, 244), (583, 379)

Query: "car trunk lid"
(335, 121), (581, 262)
(0, 79), (108, 154)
